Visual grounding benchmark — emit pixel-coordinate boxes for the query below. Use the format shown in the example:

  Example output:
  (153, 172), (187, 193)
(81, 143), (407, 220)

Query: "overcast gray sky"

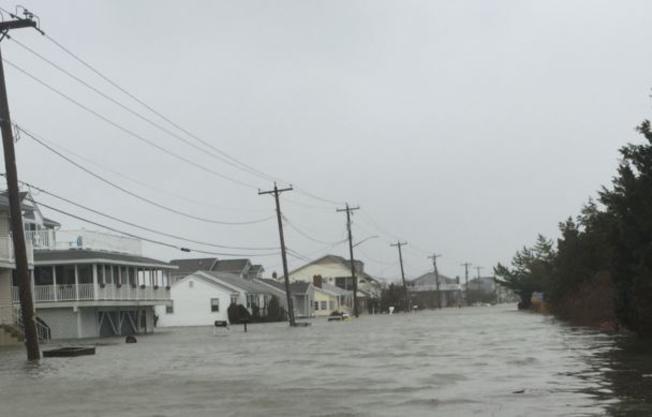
(3, 0), (652, 281)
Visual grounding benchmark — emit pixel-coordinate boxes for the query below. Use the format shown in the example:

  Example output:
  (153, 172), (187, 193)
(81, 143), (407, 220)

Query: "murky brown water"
(0, 305), (651, 417)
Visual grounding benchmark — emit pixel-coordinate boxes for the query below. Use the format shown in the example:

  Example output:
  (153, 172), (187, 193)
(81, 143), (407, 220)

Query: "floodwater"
(1, 306), (651, 417)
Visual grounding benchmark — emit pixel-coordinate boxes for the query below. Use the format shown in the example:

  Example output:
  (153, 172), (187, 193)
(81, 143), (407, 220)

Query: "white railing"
(78, 284), (95, 300)
(0, 236), (34, 264)
(56, 285), (77, 301)
(34, 285), (55, 302)
(16, 284), (170, 303)
(96, 284), (169, 301)
(25, 229), (56, 250)
(35, 229), (143, 255)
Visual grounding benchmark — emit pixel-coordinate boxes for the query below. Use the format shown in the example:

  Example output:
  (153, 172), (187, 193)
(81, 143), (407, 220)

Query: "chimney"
(272, 271), (278, 280)
(456, 276), (460, 285)
(313, 275), (322, 288)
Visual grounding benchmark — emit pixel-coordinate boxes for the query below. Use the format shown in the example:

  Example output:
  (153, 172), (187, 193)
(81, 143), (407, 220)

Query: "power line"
(38, 30), (344, 206)
(282, 214), (347, 245)
(32, 199), (281, 258)
(4, 58), (261, 189)
(10, 177), (279, 251)
(18, 125), (274, 226)
(21, 130), (267, 213)
(7, 36), (280, 186)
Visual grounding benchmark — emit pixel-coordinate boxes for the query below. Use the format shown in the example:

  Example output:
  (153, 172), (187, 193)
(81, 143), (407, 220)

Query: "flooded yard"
(1, 305), (650, 417)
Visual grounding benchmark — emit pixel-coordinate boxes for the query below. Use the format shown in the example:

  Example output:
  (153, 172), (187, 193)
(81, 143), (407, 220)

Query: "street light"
(353, 235), (379, 248)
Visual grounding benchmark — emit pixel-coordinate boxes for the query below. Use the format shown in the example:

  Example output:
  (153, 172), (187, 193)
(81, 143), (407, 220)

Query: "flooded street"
(1, 305), (651, 417)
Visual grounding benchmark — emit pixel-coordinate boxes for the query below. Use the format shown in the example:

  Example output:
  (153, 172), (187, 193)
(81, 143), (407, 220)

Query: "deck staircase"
(0, 305), (51, 345)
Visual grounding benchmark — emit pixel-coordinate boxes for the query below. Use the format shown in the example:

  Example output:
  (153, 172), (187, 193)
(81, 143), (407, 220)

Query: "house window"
(314, 301), (319, 311)
(188, 280), (194, 288)
(230, 294), (239, 305)
(210, 298), (220, 312)
(166, 302), (174, 314)
(246, 294), (257, 308)
(321, 301), (327, 310)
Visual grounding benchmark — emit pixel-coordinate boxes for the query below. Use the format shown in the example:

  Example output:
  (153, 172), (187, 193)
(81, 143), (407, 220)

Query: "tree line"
(495, 120), (652, 336)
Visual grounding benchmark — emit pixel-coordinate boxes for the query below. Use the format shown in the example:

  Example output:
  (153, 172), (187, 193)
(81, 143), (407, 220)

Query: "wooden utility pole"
(428, 254), (442, 309)
(476, 266), (483, 279)
(337, 203), (360, 317)
(0, 12), (41, 361)
(461, 262), (472, 305)
(259, 183), (295, 327)
(390, 241), (409, 312)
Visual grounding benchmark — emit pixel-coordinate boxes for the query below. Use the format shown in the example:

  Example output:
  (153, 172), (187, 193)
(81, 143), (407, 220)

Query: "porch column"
(52, 265), (57, 302)
(92, 264), (98, 301)
(74, 265), (79, 300)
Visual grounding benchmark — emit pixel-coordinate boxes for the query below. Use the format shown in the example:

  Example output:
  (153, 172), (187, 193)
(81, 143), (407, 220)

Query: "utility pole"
(390, 241), (409, 312)
(259, 183), (295, 327)
(461, 262), (472, 305)
(476, 266), (483, 279)
(428, 254), (442, 309)
(336, 203), (360, 317)
(0, 10), (42, 361)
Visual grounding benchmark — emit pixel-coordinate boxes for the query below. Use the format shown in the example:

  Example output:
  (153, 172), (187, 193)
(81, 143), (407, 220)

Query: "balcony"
(26, 229), (142, 256)
(12, 283), (170, 304)
(0, 236), (34, 266)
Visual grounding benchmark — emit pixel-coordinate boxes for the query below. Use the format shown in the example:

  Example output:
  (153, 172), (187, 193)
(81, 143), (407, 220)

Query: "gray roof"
(170, 257), (252, 276)
(201, 271), (271, 294)
(170, 258), (218, 275)
(213, 259), (251, 274)
(257, 278), (310, 294)
(35, 249), (175, 268)
(0, 191), (34, 211)
(320, 282), (352, 296)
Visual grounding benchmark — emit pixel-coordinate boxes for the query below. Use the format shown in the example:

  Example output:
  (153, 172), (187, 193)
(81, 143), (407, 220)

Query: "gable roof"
(212, 259), (251, 274)
(288, 254), (376, 281)
(170, 258), (253, 276)
(256, 278), (310, 295)
(170, 258), (218, 275)
(410, 272), (458, 286)
(200, 271), (271, 295)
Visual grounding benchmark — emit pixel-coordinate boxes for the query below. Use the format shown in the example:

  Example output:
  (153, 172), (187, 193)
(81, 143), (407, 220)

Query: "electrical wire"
(18, 125), (274, 226)
(8, 36), (280, 187)
(4, 59), (260, 190)
(20, 130), (268, 213)
(10, 177), (279, 251)
(39, 31), (344, 206)
(282, 214), (347, 245)
(33, 199), (281, 257)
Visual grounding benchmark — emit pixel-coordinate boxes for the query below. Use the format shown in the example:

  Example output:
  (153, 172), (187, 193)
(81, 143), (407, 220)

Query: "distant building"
(169, 257), (264, 283)
(286, 254), (381, 313)
(255, 279), (314, 318)
(408, 272), (463, 308)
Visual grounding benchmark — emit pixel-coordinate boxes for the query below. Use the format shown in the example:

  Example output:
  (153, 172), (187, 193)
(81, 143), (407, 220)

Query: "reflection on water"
(0, 305), (650, 417)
